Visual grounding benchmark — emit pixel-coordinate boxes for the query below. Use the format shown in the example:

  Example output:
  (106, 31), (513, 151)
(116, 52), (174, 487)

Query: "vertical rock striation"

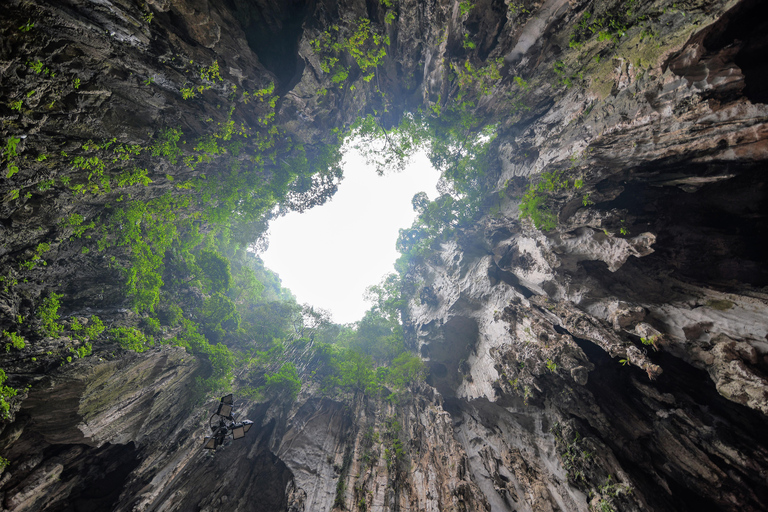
(1, 0), (767, 511)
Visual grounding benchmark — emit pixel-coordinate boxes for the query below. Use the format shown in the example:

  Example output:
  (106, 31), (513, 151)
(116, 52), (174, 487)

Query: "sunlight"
(261, 148), (440, 324)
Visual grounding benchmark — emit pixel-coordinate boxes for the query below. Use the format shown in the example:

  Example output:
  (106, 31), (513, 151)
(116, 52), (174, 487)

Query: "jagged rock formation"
(1, 0), (767, 511)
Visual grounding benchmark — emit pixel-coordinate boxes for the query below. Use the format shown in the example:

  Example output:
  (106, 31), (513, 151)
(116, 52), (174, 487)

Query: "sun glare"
(260, 148), (440, 324)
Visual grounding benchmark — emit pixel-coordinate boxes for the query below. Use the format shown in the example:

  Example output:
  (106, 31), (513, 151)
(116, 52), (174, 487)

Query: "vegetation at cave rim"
(0, 0), (662, 411)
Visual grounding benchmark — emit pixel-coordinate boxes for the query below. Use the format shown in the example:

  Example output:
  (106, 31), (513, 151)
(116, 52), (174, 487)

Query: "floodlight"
(217, 402), (233, 418)
(203, 395), (254, 450)
(217, 394), (234, 418)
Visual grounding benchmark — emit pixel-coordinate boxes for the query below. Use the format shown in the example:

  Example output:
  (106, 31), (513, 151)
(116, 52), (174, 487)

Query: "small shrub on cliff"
(385, 352), (427, 388)
(151, 128), (182, 164)
(70, 343), (92, 359)
(71, 315), (104, 342)
(158, 304), (183, 326)
(37, 293), (63, 338)
(3, 331), (25, 352)
(310, 18), (388, 86)
(0, 370), (18, 420)
(518, 171), (571, 231)
(141, 317), (162, 335)
(109, 327), (152, 352)
(258, 363), (301, 401)
(170, 319), (234, 395)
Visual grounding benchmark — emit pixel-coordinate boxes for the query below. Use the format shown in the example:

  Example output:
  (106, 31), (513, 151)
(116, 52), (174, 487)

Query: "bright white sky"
(261, 148), (440, 324)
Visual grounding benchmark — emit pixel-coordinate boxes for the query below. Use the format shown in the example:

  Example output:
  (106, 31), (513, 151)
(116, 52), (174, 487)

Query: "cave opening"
(261, 146), (439, 324)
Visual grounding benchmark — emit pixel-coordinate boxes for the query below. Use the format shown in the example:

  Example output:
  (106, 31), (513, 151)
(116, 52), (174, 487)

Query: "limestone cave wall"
(1, 0), (767, 511)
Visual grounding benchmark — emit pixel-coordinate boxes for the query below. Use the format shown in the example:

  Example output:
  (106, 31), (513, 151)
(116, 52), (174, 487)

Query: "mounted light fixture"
(231, 419), (254, 440)
(216, 393), (234, 419)
(203, 395), (253, 450)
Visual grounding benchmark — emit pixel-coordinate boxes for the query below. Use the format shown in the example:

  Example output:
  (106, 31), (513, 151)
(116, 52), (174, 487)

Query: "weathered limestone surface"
(1, 0), (767, 511)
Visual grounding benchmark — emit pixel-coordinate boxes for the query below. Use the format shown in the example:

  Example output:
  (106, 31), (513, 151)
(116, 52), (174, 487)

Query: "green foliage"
(353, 105), (497, 273)
(383, 417), (407, 473)
(0, 456), (9, 470)
(459, 0), (474, 16)
(158, 304), (183, 326)
(0, 370), (18, 420)
(518, 171), (570, 231)
(311, 308), (426, 399)
(197, 250), (232, 292)
(200, 61), (222, 82)
(195, 342), (234, 395)
(451, 58), (503, 99)
(109, 194), (184, 312)
(27, 60), (43, 73)
(592, 476), (633, 512)
(551, 422), (594, 485)
(514, 76), (529, 90)
(71, 315), (105, 342)
(519, 188), (556, 230)
(37, 293), (63, 338)
(170, 319), (233, 395)
(385, 352), (427, 389)
(364, 273), (405, 321)
(72, 343), (93, 358)
(20, 242), (51, 270)
(201, 292), (240, 342)
(311, 18), (388, 87)
(508, 3), (530, 14)
(462, 33), (475, 49)
(19, 19), (34, 32)
(110, 327), (152, 352)
(142, 316), (162, 335)
(570, 5), (632, 47)
(3, 136), (21, 160)
(151, 128), (182, 164)
(3, 331), (26, 352)
(259, 363), (301, 401)
(117, 167), (152, 187)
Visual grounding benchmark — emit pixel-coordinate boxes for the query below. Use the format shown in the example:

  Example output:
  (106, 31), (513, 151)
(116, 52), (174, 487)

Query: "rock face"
(1, 0), (768, 511)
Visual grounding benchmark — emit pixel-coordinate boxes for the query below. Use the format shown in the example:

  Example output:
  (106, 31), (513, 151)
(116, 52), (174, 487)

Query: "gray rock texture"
(1, 0), (768, 511)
